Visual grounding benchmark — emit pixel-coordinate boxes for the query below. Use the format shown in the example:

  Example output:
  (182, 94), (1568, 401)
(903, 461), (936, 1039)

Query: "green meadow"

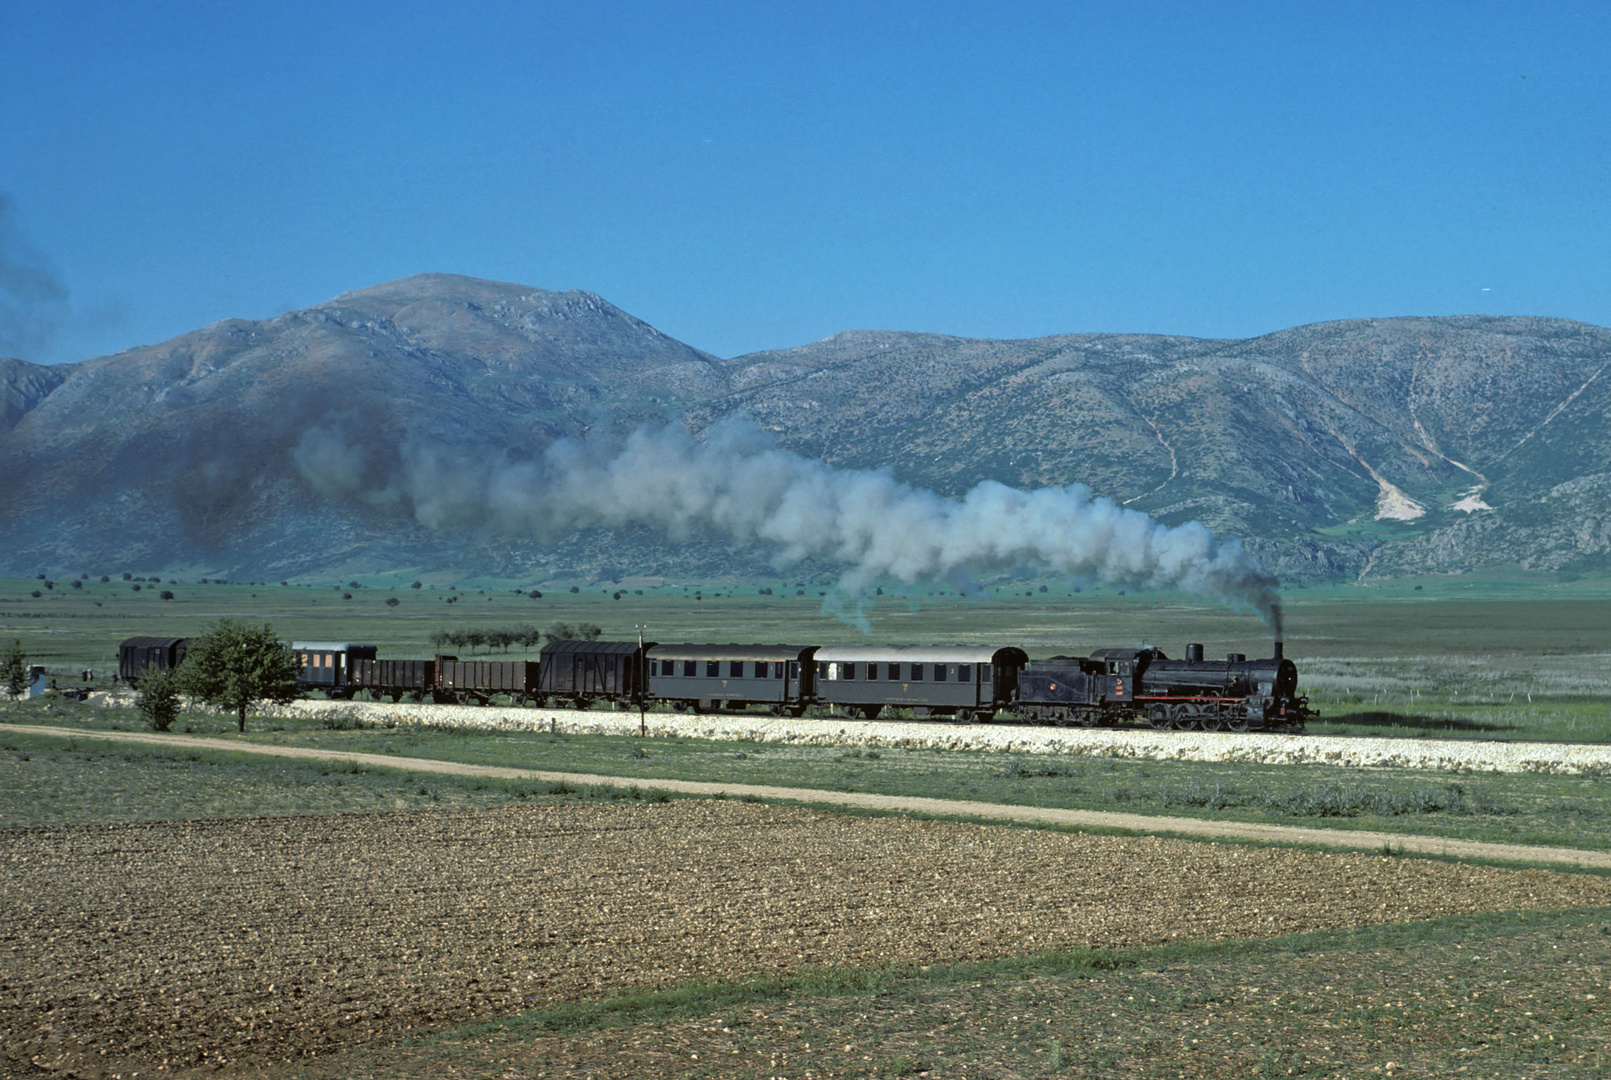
(3, 570), (1609, 742)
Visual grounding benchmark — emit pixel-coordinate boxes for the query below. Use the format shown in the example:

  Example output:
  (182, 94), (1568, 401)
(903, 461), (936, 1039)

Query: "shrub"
(385, 597), (400, 607)
(3, 640), (26, 698)
(134, 668), (182, 731)
(411, 581), (422, 589)
(159, 590), (175, 600)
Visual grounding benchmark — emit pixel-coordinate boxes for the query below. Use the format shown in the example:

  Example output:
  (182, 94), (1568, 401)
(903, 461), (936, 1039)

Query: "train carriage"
(117, 637), (191, 683)
(538, 640), (650, 708)
(291, 641), (377, 698)
(811, 645), (1027, 721)
(350, 657), (437, 702)
(646, 644), (814, 714)
(435, 657), (541, 705)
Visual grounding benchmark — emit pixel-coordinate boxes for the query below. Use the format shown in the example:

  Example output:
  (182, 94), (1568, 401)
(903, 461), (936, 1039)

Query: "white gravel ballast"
(265, 699), (1611, 776)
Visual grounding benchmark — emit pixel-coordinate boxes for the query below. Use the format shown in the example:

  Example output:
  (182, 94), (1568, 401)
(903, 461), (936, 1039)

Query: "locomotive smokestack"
(1273, 640), (1284, 661)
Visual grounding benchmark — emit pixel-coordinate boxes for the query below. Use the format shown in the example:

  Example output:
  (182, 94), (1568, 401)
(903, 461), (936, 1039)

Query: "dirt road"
(11, 724), (1611, 868)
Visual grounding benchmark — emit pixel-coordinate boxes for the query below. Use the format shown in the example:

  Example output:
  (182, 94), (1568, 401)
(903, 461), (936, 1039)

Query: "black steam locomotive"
(1017, 642), (1308, 731)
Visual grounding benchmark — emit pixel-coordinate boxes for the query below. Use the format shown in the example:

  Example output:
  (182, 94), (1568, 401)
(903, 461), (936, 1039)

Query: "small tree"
(174, 619), (302, 733)
(3, 640), (26, 699)
(134, 667), (182, 731)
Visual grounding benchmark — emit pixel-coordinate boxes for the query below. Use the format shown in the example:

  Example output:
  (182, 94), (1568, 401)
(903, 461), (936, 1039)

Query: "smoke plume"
(295, 417), (1283, 628)
(0, 195), (69, 358)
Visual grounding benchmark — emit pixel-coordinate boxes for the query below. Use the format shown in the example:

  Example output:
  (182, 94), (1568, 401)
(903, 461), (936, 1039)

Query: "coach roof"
(646, 644), (812, 661)
(812, 645), (1026, 664)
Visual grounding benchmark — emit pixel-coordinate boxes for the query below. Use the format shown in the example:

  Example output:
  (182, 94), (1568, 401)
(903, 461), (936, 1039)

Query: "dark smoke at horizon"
(0, 195), (69, 359)
(294, 417), (1284, 632)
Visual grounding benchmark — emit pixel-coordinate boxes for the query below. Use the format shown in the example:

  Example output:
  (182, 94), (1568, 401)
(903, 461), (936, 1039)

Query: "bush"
(385, 597), (400, 607)
(134, 668), (182, 731)
(3, 640), (26, 699)
(159, 590), (175, 601)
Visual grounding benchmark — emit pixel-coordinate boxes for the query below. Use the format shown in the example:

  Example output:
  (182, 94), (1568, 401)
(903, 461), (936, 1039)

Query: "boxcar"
(538, 640), (651, 707)
(118, 637), (191, 683)
(291, 641), (377, 698)
(646, 644), (815, 713)
(435, 657), (541, 705)
(349, 658), (436, 702)
(810, 645), (1028, 721)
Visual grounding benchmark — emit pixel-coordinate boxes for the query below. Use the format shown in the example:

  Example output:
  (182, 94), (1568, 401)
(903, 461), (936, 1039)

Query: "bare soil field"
(3, 801), (1609, 1079)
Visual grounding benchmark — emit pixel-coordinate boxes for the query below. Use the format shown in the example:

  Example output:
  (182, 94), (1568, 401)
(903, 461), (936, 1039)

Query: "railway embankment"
(229, 697), (1611, 775)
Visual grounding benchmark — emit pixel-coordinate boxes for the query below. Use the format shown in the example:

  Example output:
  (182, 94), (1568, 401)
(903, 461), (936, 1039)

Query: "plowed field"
(3, 801), (1607, 1077)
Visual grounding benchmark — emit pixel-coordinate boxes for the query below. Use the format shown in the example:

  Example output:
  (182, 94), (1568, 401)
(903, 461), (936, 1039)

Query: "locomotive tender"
(119, 634), (1311, 731)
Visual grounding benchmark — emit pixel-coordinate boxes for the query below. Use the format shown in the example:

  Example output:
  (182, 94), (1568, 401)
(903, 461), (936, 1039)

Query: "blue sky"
(2, 0), (1607, 364)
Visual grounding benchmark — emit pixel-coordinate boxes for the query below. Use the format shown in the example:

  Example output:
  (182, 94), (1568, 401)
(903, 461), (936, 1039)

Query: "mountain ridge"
(3, 274), (1608, 585)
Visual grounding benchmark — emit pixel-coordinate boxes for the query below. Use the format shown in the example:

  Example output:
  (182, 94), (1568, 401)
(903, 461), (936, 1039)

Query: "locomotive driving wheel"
(1145, 704), (1172, 730)
(1226, 713), (1250, 732)
(1198, 707), (1226, 732)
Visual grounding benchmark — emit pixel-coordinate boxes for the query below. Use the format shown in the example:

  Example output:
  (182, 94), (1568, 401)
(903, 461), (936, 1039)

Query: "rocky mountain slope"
(3, 274), (1608, 584)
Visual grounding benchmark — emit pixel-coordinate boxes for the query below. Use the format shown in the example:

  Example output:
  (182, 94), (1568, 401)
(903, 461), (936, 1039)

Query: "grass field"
(7, 701), (1611, 851)
(5, 571), (1611, 742)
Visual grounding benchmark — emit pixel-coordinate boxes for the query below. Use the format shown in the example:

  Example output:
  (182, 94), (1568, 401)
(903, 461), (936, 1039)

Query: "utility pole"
(636, 624), (647, 738)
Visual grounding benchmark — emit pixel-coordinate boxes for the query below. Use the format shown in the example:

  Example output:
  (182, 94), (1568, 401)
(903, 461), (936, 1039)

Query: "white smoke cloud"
(295, 416), (1283, 631)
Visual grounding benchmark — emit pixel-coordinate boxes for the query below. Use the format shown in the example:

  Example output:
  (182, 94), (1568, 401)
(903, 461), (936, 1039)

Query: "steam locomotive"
(118, 635), (1312, 732)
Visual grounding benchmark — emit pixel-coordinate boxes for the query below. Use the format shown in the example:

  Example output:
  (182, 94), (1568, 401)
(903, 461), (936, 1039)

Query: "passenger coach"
(646, 644), (815, 714)
(811, 645), (1027, 721)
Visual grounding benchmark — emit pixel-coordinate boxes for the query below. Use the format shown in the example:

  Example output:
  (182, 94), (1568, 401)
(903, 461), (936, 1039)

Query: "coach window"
(910, 663), (924, 681)
(818, 661), (830, 679)
(885, 663), (900, 680)
(682, 660), (697, 677)
(789, 661), (799, 680)
(843, 662), (856, 680)
(935, 664), (948, 682)
(958, 664), (972, 682)
(731, 661), (745, 678)
(706, 661), (721, 677)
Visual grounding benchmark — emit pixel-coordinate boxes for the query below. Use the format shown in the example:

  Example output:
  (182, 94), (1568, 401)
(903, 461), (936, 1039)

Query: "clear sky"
(2, 0), (1607, 364)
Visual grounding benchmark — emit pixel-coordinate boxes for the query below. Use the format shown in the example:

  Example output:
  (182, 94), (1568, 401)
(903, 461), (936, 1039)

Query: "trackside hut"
(647, 644), (815, 711)
(812, 645), (1027, 719)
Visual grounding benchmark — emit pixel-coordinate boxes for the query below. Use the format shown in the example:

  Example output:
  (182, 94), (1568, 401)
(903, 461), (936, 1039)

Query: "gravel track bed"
(262, 698), (1611, 775)
(4, 800), (1608, 1077)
